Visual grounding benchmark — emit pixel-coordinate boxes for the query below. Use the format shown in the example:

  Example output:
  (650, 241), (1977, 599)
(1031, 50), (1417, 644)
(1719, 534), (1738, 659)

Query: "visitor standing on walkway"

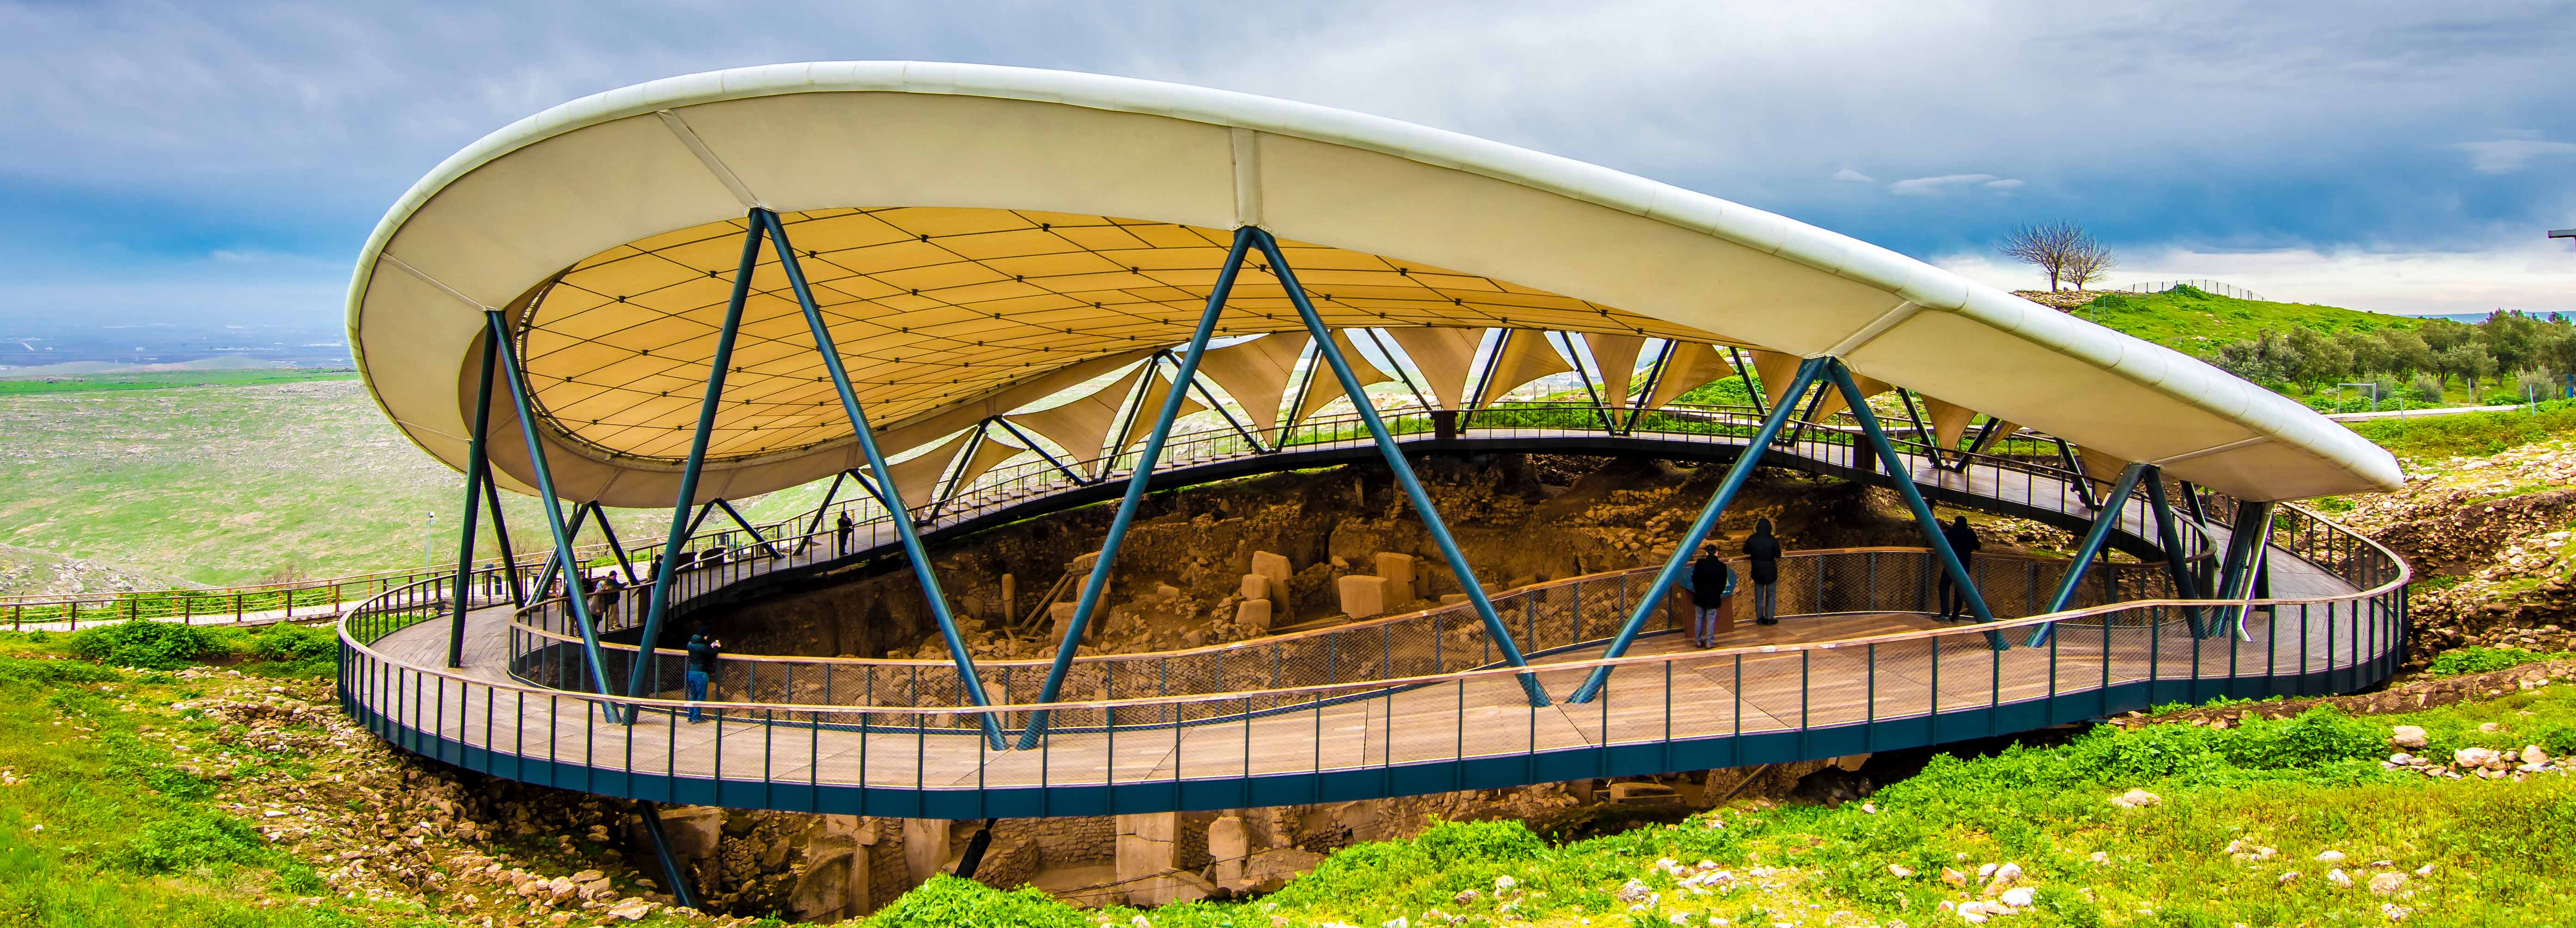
(684, 626), (722, 724)
(1938, 515), (1983, 619)
(1687, 544), (1736, 646)
(835, 510), (855, 556)
(585, 576), (622, 629)
(1744, 519), (1782, 625)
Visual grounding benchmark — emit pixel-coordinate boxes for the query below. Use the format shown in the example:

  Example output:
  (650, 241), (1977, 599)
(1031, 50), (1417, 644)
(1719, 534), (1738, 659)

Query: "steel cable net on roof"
(517, 206), (1730, 465)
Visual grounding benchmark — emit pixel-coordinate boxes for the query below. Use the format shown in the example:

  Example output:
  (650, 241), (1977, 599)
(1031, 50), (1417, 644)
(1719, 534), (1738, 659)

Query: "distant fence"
(2117, 279), (2268, 302)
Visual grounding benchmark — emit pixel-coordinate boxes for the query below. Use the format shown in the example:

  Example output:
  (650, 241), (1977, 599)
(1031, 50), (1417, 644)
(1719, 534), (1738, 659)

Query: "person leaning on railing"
(1684, 544), (1736, 646)
(835, 511), (855, 556)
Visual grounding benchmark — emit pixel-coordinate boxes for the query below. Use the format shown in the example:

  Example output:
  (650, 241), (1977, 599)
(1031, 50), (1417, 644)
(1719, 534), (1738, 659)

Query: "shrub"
(242, 624), (338, 677)
(68, 621), (218, 670)
(864, 875), (1086, 928)
(1417, 818), (1546, 867)
(2427, 645), (2567, 677)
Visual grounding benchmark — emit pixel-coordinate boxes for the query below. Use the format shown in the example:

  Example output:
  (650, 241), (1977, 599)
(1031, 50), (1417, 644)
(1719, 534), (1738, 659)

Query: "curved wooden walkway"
(337, 420), (2407, 817)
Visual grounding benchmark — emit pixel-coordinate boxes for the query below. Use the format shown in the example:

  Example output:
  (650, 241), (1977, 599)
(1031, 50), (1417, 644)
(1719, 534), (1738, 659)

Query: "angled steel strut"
(2025, 461), (2147, 647)
(1567, 355), (1827, 703)
(1257, 228), (1553, 707)
(484, 309), (623, 715)
(625, 211), (760, 711)
(1016, 226), (1261, 749)
(445, 324), (501, 668)
(759, 208), (1008, 749)
(1824, 359), (2006, 650)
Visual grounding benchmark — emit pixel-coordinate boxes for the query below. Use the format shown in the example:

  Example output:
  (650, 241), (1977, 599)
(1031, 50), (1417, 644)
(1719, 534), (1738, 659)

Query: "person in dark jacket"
(1938, 515), (1984, 619)
(834, 510), (856, 556)
(1743, 519), (1782, 625)
(684, 626), (722, 724)
(1687, 545), (1736, 646)
(585, 576), (622, 630)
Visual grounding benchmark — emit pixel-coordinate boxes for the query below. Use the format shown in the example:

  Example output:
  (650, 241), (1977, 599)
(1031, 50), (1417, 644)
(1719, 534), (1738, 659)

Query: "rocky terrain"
(0, 541), (196, 598)
(2330, 438), (2576, 661)
(714, 454), (2075, 666)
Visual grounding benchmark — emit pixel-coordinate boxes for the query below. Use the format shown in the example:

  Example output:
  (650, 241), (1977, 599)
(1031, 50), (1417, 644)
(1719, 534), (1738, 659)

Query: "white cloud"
(1935, 235), (2576, 317)
(1888, 173), (2012, 196)
(1831, 167), (1874, 183)
(2453, 139), (2576, 174)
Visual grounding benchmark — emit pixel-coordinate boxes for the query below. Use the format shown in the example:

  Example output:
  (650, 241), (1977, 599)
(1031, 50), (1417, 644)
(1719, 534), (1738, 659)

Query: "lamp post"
(2556, 229), (2573, 400)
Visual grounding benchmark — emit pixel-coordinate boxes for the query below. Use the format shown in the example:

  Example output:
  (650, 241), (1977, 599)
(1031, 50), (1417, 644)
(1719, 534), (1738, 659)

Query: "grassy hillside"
(0, 380), (829, 589)
(2072, 286), (2420, 358)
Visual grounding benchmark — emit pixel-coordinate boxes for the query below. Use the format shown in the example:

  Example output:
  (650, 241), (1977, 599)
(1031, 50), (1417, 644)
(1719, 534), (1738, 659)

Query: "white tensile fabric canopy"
(347, 62), (2400, 506)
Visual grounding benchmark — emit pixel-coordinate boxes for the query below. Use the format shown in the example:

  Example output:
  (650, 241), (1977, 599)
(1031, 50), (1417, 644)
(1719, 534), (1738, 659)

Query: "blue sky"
(2, 0), (2571, 327)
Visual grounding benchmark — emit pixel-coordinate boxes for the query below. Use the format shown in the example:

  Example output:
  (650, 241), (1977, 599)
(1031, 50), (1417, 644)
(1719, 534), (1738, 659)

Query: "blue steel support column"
(2140, 471), (2206, 635)
(796, 471), (846, 551)
(711, 499), (785, 558)
(634, 801), (700, 910)
(1824, 359), (2007, 649)
(1016, 227), (1259, 749)
(481, 470), (526, 606)
(2200, 501), (2269, 639)
(1257, 229), (1554, 706)
(759, 209), (1008, 750)
(2214, 501), (2276, 641)
(2024, 461), (2147, 647)
(1567, 356), (1826, 703)
(445, 325), (500, 668)
(625, 214), (760, 705)
(530, 502), (594, 604)
(484, 310), (623, 710)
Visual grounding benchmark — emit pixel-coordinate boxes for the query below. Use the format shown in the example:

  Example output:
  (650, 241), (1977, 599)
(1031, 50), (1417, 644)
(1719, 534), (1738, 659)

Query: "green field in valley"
(0, 368), (361, 396)
(0, 379), (830, 591)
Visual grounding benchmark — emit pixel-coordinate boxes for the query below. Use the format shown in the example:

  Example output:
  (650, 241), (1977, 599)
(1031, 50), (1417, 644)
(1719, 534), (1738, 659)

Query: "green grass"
(2340, 399), (2576, 460)
(0, 368), (360, 395)
(2072, 286), (2421, 359)
(866, 677), (2576, 928)
(0, 379), (831, 590)
(0, 641), (396, 926)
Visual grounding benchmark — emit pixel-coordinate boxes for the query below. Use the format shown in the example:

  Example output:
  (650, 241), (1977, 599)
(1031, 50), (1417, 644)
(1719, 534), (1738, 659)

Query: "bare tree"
(2060, 235), (2117, 290)
(1998, 221), (2108, 292)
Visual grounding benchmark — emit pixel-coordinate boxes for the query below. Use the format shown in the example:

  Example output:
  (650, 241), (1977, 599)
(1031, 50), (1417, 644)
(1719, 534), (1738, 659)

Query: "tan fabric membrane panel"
(1383, 327), (1486, 410)
(1645, 343), (1738, 410)
(1291, 330), (1390, 424)
(1921, 395), (1977, 449)
(1479, 329), (1574, 402)
(1005, 362), (1151, 470)
(1196, 334), (1307, 434)
(516, 208), (1717, 468)
(1587, 334), (1649, 408)
(349, 62), (2400, 503)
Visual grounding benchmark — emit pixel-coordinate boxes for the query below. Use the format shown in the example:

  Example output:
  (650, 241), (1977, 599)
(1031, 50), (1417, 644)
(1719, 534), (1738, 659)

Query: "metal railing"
(333, 497), (2404, 812)
(506, 546), (2192, 733)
